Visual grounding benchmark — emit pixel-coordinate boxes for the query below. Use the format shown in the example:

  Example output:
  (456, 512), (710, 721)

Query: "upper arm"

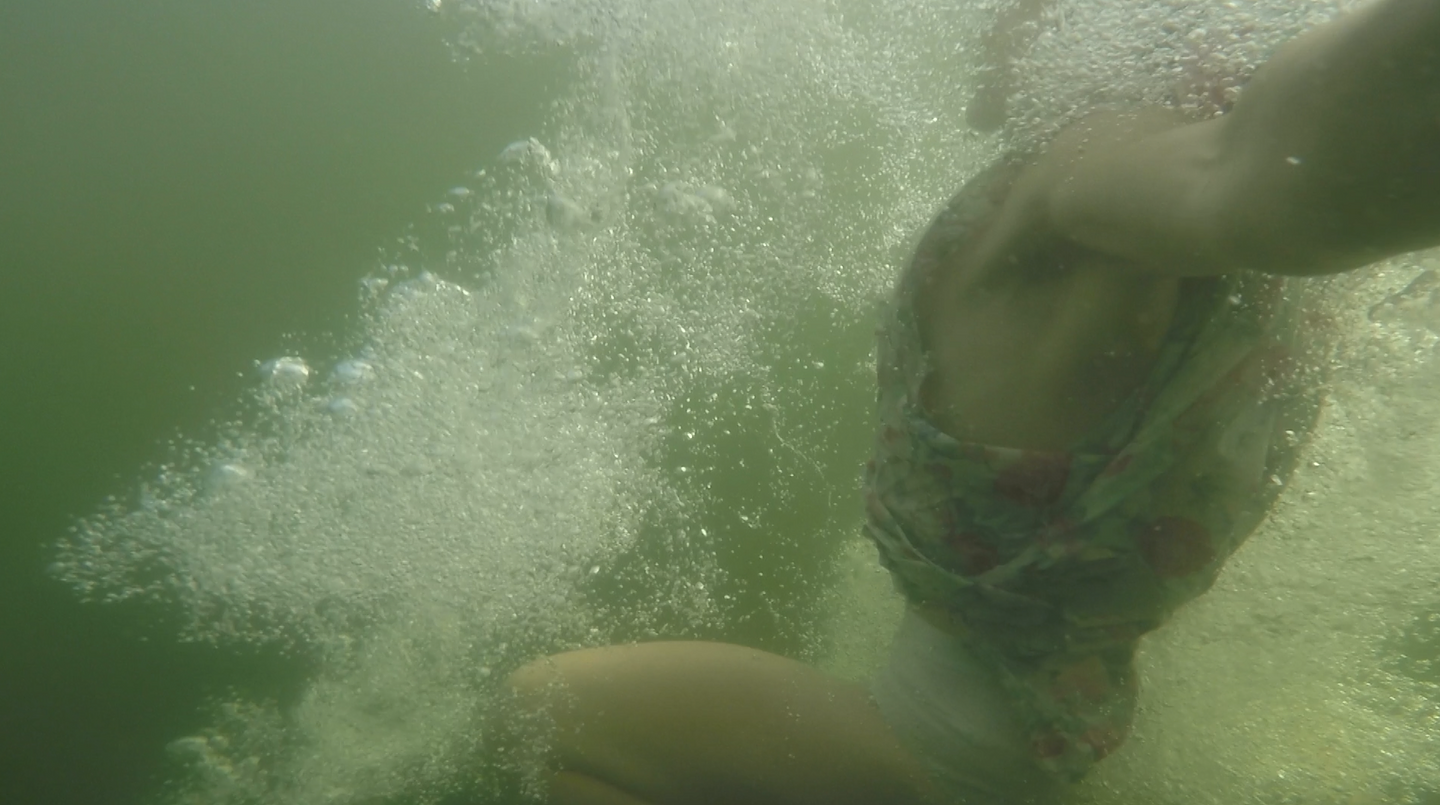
(1050, 0), (1440, 278)
(1045, 112), (1234, 277)
(1206, 0), (1440, 275)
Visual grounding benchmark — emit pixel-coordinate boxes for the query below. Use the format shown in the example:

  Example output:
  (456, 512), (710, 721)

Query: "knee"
(486, 656), (574, 800)
(506, 656), (561, 700)
(498, 655), (576, 741)
(499, 651), (608, 745)
(505, 651), (601, 716)
(505, 645), (633, 707)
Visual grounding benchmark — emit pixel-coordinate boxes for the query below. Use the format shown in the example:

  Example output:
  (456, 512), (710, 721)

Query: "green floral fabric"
(863, 158), (1324, 780)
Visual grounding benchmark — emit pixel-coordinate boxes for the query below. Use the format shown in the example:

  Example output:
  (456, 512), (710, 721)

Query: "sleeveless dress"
(863, 156), (1326, 781)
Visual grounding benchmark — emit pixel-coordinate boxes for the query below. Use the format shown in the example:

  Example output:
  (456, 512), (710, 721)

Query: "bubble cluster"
(1005, 0), (1362, 148)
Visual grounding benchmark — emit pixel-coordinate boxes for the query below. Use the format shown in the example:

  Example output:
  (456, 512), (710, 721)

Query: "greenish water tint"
(0, 1), (556, 802)
(8, 1), (1440, 804)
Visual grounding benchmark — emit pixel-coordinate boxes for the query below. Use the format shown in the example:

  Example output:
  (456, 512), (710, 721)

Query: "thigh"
(505, 641), (938, 805)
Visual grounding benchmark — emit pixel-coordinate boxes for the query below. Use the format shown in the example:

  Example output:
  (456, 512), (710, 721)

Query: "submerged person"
(501, 1), (1440, 802)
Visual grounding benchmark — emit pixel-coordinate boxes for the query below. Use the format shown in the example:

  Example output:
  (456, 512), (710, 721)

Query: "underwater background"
(3, 1), (1438, 804)
(1, 1), (549, 801)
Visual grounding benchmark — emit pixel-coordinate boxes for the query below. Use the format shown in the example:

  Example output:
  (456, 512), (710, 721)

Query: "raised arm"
(1044, 0), (1440, 277)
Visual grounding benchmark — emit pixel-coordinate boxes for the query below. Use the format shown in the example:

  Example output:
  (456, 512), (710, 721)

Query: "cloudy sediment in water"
(51, 1), (1440, 803)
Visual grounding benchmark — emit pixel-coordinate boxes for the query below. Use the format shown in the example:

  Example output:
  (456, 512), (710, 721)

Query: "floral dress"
(863, 157), (1326, 781)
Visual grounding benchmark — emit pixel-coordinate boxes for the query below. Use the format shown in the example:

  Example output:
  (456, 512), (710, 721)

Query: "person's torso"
(867, 156), (1325, 648)
(918, 234), (1187, 452)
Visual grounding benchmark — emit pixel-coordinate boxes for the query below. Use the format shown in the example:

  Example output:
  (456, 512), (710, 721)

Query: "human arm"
(1034, 0), (1440, 278)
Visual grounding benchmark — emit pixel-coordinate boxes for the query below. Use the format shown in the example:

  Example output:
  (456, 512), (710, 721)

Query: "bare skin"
(926, 0), (1440, 449)
(503, 642), (939, 805)
(504, 2), (1440, 802)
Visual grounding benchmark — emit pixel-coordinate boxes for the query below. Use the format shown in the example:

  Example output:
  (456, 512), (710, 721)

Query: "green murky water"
(5, 1), (1438, 804)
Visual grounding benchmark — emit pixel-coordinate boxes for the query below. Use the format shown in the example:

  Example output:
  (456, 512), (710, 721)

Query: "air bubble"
(331, 360), (374, 385)
(546, 191), (589, 231)
(504, 320), (543, 345)
(694, 185), (734, 215)
(260, 357), (310, 387)
(394, 272), (440, 298)
(655, 182), (717, 223)
(165, 736), (211, 764)
(327, 397), (360, 418)
(360, 277), (389, 296)
(205, 462), (251, 491)
(498, 138), (557, 175)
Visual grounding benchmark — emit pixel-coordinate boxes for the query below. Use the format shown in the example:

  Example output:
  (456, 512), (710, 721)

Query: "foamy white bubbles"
(58, 0), (935, 796)
(1005, 0), (1363, 148)
(59, 245), (679, 801)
